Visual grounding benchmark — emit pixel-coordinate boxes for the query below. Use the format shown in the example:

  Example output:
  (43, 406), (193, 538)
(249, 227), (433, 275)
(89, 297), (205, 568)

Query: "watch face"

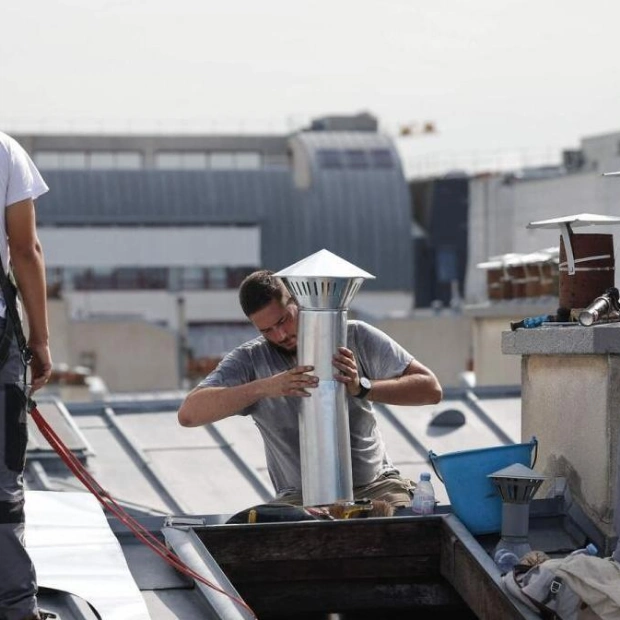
(360, 377), (371, 389)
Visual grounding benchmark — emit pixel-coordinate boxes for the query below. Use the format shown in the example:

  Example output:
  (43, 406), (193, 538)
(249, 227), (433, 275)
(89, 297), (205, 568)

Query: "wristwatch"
(355, 376), (372, 399)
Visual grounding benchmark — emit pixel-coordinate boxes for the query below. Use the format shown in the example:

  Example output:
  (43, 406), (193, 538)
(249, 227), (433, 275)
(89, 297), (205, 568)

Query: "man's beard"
(270, 340), (297, 356)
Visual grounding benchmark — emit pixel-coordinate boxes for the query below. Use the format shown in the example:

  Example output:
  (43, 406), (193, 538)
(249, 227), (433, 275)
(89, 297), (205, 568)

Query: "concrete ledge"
(502, 322), (620, 355)
(463, 298), (559, 319)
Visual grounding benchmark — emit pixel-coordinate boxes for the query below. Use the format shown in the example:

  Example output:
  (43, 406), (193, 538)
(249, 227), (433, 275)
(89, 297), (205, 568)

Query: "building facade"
(465, 130), (620, 304)
(14, 114), (418, 386)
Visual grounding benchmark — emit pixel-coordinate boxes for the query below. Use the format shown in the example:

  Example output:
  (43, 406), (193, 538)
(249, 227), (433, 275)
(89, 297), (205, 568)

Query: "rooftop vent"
(277, 249), (374, 310)
(489, 463), (547, 558)
(527, 213), (620, 309)
(430, 408), (466, 428)
(276, 250), (374, 506)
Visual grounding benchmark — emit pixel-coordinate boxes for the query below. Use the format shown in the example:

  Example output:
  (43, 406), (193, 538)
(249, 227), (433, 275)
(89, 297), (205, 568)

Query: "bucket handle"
(529, 436), (538, 468)
(428, 436), (538, 485)
(428, 450), (443, 483)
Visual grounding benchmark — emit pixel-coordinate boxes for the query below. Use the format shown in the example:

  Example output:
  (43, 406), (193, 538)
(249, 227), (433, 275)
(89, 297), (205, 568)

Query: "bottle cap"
(420, 472), (431, 481)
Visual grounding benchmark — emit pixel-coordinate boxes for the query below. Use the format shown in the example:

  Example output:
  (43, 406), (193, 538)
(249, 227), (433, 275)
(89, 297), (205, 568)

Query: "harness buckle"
(22, 346), (32, 365)
(549, 577), (563, 596)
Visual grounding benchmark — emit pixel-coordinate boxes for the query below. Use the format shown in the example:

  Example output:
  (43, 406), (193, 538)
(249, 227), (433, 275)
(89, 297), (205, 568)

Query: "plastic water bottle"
(569, 543), (598, 557)
(493, 548), (520, 574)
(411, 472), (436, 515)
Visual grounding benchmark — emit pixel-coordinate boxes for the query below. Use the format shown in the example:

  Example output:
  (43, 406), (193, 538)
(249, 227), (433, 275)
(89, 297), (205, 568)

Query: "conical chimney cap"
(276, 249), (375, 279)
(488, 463), (547, 480)
(527, 213), (620, 229)
(526, 213), (620, 275)
(275, 249), (375, 310)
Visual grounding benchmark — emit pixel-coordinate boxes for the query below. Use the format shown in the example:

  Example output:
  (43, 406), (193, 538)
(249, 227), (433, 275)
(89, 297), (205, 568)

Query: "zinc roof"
(35, 130), (413, 291)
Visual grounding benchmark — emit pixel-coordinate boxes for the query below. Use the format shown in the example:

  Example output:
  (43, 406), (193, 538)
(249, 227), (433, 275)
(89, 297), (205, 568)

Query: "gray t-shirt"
(199, 320), (414, 496)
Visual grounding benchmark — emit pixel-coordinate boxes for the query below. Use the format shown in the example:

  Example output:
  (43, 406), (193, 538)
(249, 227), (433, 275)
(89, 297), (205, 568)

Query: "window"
(59, 266), (254, 291)
(370, 149), (394, 168)
(234, 152), (261, 169)
(70, 267), (168, 290)
(155, 152), (209, 170)
(181, 267), (207, 290)
(35, 150), (143, 170)
(89, 152), (116, 169)
(436, 246), (458, 283)
(34, 151), (87, 169)
(90, 151), (143, 170)
(344, 149), (368, 169)
(210, 152), (236, 169)
(154, 151), (262, 170)
(207, 267), (227, 289)
(116, 268), (139, 289)
(228, 266), (255, 288)
(317, 149), (343, 169)
(139, 268), (168, 289)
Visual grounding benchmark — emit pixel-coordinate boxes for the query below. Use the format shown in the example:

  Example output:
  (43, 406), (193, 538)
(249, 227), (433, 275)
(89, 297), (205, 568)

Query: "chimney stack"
(276, 249), (374, 506)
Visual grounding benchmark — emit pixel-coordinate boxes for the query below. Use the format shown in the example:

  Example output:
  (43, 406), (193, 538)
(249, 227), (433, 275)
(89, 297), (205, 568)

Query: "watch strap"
(355, 377), (371, 399)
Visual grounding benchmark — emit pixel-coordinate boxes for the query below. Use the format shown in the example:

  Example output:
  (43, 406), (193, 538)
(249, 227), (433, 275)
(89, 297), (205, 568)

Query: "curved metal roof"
(265, 131), (413, 290)
(36, 169), (289, 225)
(35, 131), (413, 291)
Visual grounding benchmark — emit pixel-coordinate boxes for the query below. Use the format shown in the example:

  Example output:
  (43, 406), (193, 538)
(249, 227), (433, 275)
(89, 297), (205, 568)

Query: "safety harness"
(0, 257), (31, 386)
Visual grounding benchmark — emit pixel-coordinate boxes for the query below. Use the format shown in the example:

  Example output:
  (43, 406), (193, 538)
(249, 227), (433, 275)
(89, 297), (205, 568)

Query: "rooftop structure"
(24, 375), (602, 619)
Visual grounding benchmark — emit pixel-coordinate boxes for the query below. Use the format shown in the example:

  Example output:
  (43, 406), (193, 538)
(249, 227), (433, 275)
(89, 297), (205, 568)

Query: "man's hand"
(28, 342), (52, 393)
(179, 365), (319, 427)
(267, 365), (318, 398)
(332, 347), (362, 397)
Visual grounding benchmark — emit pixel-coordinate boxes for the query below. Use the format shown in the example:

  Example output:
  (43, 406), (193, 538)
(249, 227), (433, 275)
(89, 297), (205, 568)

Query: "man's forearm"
(12, 242), (49, 344)
(178, 365), (319, 426)
(178, 381), (268, 426)
(368, 365), (442, 406)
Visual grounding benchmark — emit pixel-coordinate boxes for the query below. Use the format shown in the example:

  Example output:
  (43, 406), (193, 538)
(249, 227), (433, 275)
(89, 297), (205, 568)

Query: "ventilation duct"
(488, 463), (547, 559)
(276, 249), (374, 506)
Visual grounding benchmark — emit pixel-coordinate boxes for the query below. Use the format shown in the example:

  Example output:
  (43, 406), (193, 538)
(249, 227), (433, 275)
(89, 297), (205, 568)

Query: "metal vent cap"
(282, 277), (364, 309)
(276, 249), (375, 310)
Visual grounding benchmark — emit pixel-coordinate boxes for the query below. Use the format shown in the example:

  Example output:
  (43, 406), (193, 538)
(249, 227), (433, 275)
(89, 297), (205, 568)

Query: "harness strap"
(0, 268), (27, 351)
(513, 568), (565, 620)
(0, 311), (15, 369)
(0, 260), (30, 381)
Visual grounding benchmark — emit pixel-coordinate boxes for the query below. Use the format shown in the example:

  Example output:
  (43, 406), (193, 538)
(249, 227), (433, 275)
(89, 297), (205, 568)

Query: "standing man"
(0, 131), (53, 620)
(178, 270), (442, 509)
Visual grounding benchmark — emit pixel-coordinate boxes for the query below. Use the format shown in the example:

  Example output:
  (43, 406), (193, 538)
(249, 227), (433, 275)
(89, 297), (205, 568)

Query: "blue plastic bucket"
(428, 437), (538, 535)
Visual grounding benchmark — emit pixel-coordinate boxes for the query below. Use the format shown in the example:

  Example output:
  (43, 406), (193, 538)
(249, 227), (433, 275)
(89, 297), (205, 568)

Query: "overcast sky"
(3, 0), (619, 174)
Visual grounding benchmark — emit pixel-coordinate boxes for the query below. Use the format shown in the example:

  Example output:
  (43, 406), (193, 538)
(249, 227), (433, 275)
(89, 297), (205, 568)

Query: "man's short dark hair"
(239, 270), (288, 317)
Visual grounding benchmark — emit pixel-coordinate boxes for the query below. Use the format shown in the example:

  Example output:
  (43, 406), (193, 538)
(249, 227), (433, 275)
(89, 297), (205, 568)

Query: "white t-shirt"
(0, 131), (49, 316)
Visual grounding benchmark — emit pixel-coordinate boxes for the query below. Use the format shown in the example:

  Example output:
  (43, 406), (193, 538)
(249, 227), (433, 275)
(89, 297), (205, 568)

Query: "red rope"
(29, 402), (257, 619)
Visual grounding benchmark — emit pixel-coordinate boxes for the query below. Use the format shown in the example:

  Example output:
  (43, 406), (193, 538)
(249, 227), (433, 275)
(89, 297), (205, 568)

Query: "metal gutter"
(162, 525), (256, 620)
(440, 514), (541, 620)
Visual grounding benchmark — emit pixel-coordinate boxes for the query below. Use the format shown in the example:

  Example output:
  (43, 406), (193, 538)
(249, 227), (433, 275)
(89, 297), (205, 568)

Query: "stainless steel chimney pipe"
(276, 249), (375, 506)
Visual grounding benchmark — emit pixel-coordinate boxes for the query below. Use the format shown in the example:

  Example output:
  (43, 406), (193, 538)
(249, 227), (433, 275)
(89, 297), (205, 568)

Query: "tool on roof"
(578, 287), (620, 326)
(510, 307), (571, 331)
